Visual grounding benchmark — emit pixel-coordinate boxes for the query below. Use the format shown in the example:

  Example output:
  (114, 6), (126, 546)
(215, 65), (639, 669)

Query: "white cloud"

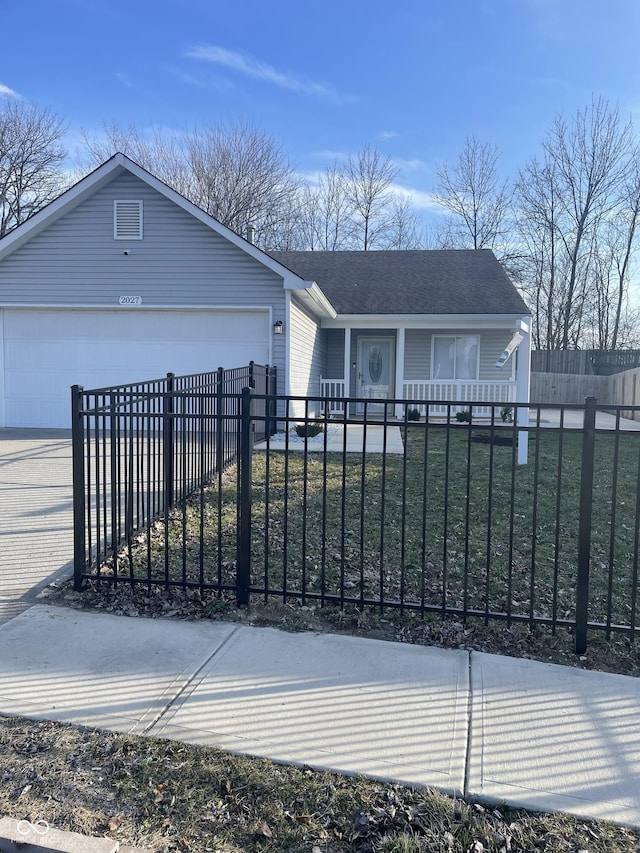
(299, 169), (439, 213)
(310, 148), (349, 162)
(393, 157), (431, 174)
(166, 65), (236, 95)
(392, 183), (441, 212)
(185, 45), (352, 102)
(0, 82), (20, 98)
(377, 130), (399, 141)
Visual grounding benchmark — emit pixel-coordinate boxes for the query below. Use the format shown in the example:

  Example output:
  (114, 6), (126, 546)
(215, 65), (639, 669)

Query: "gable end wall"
(0, 172), (288, 374)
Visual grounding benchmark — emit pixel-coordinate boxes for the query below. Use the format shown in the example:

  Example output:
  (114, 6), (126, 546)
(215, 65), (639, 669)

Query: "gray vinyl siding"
(404, 329), (514, 381)
(325, 329), (345, 378)
(0, 172), (288, 377)
(0, 173), (285, 309)
(479, 329), (514, 378)
(404, 329), (430, 379)
(289, 296), (325, 408)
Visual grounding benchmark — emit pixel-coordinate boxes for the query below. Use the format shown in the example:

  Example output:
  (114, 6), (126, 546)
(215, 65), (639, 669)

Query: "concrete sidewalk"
(0, 429), (74, 626)
(1, 606), (640, 831)
(255, 423), (405, 453)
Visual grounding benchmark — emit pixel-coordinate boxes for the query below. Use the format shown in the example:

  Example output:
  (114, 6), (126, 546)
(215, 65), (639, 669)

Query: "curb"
(0, 817), (147, 853)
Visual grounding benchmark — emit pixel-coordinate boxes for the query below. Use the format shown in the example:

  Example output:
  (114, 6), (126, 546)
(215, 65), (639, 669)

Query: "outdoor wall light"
(273, 320), (283, 335)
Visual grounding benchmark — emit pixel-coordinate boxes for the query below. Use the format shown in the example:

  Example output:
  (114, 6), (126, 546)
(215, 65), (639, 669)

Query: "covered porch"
(319, 319), (530, 419)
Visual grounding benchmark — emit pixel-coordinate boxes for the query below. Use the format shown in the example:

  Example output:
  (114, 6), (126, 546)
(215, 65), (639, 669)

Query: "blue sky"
(2, 0), (640, 214)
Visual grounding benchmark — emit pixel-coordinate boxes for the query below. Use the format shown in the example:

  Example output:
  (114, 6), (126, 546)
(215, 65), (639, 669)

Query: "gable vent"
(114, 200), (143, 239)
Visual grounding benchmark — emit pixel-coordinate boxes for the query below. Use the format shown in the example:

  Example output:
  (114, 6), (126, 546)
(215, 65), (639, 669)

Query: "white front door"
(357, 337), (395, 414)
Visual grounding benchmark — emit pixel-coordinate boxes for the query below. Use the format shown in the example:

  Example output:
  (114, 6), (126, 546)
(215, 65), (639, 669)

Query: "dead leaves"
(255, 819), (273, 838)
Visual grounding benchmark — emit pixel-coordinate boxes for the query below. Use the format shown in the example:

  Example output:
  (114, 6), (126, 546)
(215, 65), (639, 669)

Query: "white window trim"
(431, 334), (480, 380)
(114, 200), (143, 240)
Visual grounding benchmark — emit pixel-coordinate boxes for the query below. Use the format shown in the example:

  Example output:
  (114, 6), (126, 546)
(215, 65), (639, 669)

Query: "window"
(114, 200), (143, 239)
(432, 335), (478, 380)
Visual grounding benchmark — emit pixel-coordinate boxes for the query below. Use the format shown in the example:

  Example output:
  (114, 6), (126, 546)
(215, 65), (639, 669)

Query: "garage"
(1, 308), (271, 428)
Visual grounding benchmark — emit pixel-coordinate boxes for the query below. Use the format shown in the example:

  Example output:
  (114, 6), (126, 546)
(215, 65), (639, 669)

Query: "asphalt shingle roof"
(270, 249), (529, 316)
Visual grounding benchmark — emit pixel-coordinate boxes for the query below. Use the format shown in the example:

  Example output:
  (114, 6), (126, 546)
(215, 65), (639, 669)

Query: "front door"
(357, 337), (395, 414)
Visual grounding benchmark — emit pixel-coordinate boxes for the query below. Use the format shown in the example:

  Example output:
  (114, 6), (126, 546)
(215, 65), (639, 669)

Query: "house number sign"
(119, 296), (143, 305)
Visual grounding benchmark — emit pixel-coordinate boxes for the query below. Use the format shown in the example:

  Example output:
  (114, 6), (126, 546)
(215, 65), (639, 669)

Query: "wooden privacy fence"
(532, 349), (640, 376)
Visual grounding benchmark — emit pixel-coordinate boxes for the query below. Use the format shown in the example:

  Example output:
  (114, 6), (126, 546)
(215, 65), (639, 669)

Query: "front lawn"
(111, 422), (640, 639)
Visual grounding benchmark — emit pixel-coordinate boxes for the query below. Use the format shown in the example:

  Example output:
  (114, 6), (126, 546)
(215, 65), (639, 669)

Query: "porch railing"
(321, 378), (518, 416)
(319, 377), (346, 413)
(403, 379), (517, 415)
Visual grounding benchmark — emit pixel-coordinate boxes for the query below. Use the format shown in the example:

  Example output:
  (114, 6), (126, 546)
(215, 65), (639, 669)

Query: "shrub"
(407, 407), (421, 421)
(455, 409), (471, 423)
(500, 405), (514, 423)
(294, 422), (324, 438)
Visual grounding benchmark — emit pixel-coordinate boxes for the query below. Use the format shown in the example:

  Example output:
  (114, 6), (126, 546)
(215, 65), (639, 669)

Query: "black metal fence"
(73, 387), (640, 653)
(72, 363), (276, 594)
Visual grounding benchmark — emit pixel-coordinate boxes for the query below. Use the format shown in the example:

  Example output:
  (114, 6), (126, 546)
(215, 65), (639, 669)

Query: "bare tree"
(610, 168), (640, 348)
(515, 154), (566, 348)
(183, 122), (301, 246)
(431, 135), (512, 253)
(343, 145), (398, 250)
(544, 97), (637, 349)
(515, 97), (639, 349)
(0, 101), (67, 237)
(298, 163), (354, 251)
(77, 121), (190, 193)
(385, 195), (422, 249)
(583, 165), (640, 349)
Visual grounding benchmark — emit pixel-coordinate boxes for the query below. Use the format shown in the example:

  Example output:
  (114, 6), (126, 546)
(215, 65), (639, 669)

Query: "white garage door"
(2, 308), (271, 428)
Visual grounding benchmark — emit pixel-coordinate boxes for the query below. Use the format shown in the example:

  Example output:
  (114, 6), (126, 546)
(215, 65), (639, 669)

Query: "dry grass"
(1, 714), (638, 852)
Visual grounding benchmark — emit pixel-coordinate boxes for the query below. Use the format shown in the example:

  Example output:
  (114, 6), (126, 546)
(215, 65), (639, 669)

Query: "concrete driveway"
(534, 406), (640, 430)
(0, 429), (74, 625)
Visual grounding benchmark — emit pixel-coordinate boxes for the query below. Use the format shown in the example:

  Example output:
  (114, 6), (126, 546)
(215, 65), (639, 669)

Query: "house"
(271, 250), (531, 420)
(0, 153), (531, 431)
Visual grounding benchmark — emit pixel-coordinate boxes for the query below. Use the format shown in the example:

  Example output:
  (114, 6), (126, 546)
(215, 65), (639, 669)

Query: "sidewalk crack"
(141, 625), (241, 735)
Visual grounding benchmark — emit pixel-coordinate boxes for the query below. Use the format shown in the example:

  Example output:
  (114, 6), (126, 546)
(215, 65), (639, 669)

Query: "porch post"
(395, 327), (405, 418)
(516, 318), (531, 465)
(343, 327), (351, 397)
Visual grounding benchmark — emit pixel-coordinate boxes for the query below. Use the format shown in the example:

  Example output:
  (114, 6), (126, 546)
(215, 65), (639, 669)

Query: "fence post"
(164, 373), (175, 510)
(216, 366), (224, 471)
(71, 385), (87, 591)
(109, 393), (119, 566)
(263, 364), (272, 439)
(575, 396), (597, 654)
(270, 365), (278, 436)
(236, 386), (253, 605)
